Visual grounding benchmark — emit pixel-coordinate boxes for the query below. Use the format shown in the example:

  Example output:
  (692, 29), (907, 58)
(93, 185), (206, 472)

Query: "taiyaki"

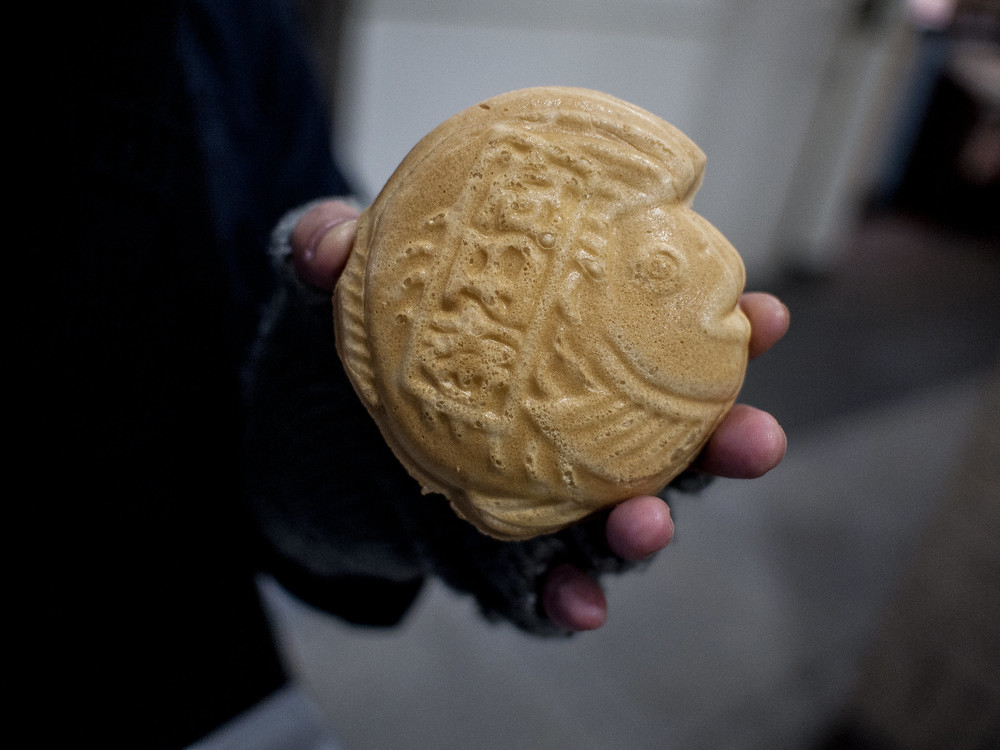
(334, 87), (750, 540)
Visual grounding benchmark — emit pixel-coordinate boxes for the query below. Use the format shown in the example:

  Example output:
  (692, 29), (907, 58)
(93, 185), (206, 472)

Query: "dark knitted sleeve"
(244, 202), (709, 635)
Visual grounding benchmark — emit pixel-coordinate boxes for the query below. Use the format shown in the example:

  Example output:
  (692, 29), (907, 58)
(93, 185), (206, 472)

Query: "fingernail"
(305, 217), (354, 261)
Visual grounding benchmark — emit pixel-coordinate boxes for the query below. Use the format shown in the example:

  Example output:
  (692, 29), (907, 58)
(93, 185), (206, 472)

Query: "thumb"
(290, 200), (361, 291)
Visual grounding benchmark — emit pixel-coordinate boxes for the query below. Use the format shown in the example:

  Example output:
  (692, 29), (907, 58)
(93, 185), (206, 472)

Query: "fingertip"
(290, 201), (361, 291)
(293, 218), (357, 290)
(741, 292), (790, 359)
(541, 564), (608, 632)
(745, 407), (787, 477)
(697, 404), (787, 478)
(607, 495), (674, 561)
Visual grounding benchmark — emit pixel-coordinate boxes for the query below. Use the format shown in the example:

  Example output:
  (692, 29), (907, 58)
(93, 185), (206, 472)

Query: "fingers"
(542, 295), (787, 632)
(689, 293), (788, 478)
(290, 200), (361, 291)
(541, 564), (608, 632)
(541, 496), (673, 632)
(694, 403), (786, 478)
(741, 292), (789, 359)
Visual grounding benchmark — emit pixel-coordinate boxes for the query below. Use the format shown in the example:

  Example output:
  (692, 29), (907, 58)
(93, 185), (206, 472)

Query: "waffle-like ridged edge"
(333, 208), (378, 408)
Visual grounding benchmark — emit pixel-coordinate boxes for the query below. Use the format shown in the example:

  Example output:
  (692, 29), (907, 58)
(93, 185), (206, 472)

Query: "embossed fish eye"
(633, 242), (683, 292)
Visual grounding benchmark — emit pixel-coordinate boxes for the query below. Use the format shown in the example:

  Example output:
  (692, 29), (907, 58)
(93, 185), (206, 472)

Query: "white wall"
(328, 0), (906, 285)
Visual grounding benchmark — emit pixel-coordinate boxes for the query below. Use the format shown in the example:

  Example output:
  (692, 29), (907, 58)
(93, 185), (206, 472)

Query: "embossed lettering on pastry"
(334, 86), (750, 541)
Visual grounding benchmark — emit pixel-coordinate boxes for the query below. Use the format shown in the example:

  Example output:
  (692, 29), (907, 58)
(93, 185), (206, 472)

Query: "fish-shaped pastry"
(335, 87), (750, 540)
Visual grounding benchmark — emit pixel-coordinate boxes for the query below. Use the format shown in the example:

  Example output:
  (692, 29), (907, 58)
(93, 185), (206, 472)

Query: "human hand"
(291, 199), (789, 633)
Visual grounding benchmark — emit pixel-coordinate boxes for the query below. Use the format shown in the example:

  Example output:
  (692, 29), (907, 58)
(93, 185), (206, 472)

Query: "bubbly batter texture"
(334, 87), (750, 540)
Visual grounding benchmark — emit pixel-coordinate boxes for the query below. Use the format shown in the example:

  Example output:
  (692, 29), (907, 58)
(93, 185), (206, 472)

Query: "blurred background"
(241, 1), (998, 748)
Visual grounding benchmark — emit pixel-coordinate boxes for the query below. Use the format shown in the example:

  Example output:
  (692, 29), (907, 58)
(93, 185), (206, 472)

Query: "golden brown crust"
(334, 87), (749, 540)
